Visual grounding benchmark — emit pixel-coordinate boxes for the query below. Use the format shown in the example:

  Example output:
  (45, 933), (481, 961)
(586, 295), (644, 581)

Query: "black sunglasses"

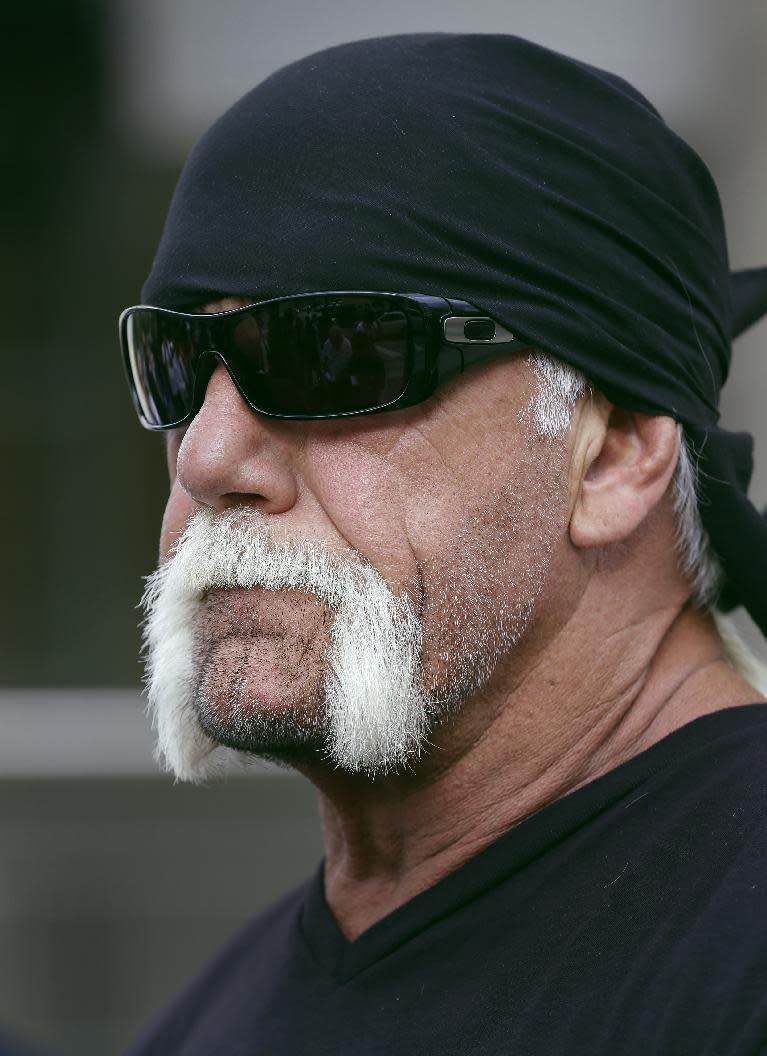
(119, 291), (528, 429)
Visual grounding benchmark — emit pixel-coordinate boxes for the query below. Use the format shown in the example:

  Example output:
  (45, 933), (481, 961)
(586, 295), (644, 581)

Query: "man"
(122, 33), (767, 1055)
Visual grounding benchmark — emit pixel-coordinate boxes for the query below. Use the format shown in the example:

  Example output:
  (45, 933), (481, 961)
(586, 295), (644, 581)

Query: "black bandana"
(142, 33), (767, 634)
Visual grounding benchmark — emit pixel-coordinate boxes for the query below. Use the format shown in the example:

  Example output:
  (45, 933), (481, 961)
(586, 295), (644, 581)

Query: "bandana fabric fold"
(141, 33), (767, 634)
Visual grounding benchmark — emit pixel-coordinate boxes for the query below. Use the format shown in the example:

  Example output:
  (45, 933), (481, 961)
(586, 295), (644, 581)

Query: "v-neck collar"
(298, 703), (767, 982)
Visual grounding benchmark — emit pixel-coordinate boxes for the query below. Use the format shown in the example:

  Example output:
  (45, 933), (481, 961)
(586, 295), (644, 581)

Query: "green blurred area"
(2, 0), (170, 686)
(0, 777), (322, 1055)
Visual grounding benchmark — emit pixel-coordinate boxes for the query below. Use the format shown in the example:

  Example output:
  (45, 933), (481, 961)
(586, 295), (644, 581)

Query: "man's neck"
(303, 600), (764, 941)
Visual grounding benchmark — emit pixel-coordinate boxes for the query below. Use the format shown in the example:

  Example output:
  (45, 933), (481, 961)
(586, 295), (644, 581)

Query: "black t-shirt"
(127, 704), (767, 1055)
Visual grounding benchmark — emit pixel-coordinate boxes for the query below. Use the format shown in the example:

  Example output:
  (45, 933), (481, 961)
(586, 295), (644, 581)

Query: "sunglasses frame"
(119, 291), (529, 429)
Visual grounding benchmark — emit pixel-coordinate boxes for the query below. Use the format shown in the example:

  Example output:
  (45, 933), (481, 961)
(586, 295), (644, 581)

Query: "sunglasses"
(119, 291), (528, 429)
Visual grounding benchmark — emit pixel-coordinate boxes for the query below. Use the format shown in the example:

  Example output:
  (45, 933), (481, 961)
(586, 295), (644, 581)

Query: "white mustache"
(140, 508), (429, 780)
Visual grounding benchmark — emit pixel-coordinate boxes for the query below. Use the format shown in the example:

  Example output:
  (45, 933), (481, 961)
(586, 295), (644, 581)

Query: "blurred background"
(2, 0), (766, 1051)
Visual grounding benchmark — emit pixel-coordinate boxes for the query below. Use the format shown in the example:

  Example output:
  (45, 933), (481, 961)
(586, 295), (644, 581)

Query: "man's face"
(146, 312), (575, 781)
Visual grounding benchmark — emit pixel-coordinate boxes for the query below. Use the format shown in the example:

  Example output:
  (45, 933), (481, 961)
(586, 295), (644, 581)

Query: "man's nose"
(174, 360), (300, 514)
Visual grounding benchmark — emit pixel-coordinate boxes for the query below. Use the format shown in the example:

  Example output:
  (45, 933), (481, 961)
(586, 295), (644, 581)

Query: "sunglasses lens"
(123, 294), (416, 427)
(228, 294), (412, 415)
(124, 309), (204, 427)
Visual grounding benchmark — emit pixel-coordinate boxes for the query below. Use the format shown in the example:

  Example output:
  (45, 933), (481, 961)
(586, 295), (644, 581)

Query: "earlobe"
(569, 408), (680, 550)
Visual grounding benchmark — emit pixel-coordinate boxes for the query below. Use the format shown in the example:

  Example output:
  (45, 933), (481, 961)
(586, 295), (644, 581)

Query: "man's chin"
(193, 693), (333, 770)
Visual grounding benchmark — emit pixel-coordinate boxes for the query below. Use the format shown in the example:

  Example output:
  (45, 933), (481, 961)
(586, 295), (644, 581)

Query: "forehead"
(201, 296), (254, 314)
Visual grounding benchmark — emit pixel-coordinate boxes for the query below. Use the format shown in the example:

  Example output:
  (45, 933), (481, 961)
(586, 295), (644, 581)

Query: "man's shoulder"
(661, 701), (767, 805)
(124, 874), (313, 1055)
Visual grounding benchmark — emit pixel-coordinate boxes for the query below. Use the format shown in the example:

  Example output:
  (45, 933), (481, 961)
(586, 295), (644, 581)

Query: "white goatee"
(140, 508), (430, 782)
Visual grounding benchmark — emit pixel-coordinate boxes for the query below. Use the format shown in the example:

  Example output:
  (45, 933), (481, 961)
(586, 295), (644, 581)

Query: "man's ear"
(569, 403), (680, 549)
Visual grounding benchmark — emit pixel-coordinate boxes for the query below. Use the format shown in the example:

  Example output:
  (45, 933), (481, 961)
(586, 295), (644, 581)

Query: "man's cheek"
(305, 439), (415, 584)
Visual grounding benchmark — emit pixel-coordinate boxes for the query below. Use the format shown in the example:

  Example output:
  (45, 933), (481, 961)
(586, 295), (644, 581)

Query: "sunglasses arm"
(436, 337), (530, 387)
